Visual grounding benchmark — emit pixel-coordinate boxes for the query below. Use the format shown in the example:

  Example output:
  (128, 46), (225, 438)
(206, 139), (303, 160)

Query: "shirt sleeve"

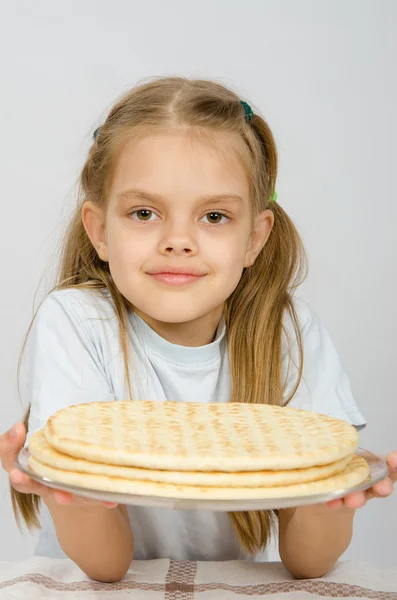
(282, 298), (367, 430)
(19, 291), (115, 444)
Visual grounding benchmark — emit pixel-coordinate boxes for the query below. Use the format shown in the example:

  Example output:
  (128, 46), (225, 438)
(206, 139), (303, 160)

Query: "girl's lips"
(149, 273), (204, 285)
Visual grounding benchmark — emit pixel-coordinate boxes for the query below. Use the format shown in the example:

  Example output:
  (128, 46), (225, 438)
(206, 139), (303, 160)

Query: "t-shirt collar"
(128, 311), (226, 364)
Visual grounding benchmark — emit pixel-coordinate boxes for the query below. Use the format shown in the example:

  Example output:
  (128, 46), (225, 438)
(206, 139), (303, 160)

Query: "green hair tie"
(239, 102), (277, 203)
(240, 100), (254, 123)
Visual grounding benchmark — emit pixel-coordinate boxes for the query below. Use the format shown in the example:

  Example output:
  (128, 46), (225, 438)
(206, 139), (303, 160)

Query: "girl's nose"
(158, 220), (198, 256)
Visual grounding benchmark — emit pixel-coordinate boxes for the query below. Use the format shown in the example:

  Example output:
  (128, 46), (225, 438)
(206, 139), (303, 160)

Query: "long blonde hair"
(12, 76), (307, 555)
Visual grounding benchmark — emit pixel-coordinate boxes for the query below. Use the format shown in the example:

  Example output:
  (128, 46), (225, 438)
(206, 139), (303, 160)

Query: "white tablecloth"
(1, 557), (396, 599)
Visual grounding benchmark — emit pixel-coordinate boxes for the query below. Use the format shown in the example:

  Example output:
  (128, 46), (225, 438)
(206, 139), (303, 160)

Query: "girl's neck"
(133, 306), (224, 347)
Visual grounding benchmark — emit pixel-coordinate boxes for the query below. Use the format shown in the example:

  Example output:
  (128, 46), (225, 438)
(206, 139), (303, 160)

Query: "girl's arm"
(279, 454), (397, 580)
(278, 504), (355, 579)
(7, 424), (134, 583)
(14, 292), (134, 580)
(44, 497), (134, 582)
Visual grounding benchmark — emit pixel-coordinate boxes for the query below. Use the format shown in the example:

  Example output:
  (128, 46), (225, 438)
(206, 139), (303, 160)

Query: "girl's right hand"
(0, 422), (118, 509)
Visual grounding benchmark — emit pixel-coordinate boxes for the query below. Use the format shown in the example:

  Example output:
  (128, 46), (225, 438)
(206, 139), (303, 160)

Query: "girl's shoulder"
(34, 286), (120, 343)
(282, 295), (338, 362)
(39, 286), (117, 321)
(283, 295), (319, 340)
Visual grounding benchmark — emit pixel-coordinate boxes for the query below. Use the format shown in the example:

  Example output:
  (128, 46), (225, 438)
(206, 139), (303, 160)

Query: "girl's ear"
(81, 201), (109, 262)
(244, 209), (274, 267)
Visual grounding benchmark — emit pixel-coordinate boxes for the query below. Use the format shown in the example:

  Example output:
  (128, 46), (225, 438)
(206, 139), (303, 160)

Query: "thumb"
(1, 423), (26, 472)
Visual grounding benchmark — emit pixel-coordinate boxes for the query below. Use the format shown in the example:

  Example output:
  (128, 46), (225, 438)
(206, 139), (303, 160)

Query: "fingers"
(366, 477), (394, 499)
(3, 426), (118, 509)
(325, 491), (366, 510)
(9, 468), (52, 498)
(59, 494), (118, 509)
(386, 451), (397, 483)
(325, 498), (344, 510)
(10, 469), (118, 509)
(341, 491), (367, 509)
(325, 476), (394, 511)
(343, 477), (393, 506)
(48, 490), (117, 508)
(0, 423), (26, 472)
(76, 498), (119, 509)
(341, 479), (392, 508)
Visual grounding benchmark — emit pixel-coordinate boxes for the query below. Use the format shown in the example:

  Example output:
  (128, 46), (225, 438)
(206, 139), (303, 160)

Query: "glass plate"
(16, 448), (388, 511)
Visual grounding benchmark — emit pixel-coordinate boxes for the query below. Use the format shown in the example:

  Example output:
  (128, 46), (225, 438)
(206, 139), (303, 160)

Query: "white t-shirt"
(20, 288), (366, 562)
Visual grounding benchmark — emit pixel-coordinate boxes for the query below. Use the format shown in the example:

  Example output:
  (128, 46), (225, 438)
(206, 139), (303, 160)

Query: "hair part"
(12, 76), (307, 556)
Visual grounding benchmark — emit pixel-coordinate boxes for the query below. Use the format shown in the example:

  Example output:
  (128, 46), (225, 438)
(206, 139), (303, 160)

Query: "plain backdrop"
(0, 0), (396, 565)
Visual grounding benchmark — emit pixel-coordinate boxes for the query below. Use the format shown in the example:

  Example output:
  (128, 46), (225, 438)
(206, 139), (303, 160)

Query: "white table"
(1, 557), (396, 599)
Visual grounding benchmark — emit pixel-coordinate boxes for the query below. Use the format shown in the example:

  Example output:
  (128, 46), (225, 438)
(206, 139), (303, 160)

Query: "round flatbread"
(28, 454), (370, 500)
(29, 429), (352, 487)
(44, 400), (360, 471)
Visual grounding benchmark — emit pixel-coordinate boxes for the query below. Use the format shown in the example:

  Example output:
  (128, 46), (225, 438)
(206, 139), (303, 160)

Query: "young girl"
(1, 76), (395, 583)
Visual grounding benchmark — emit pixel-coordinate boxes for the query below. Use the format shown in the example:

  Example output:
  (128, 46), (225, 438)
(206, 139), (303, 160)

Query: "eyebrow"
(116, 188), (244, 205)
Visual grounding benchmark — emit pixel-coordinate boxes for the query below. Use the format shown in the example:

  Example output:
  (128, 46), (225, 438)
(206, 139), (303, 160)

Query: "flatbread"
(29, 429), (352, 488)
(28, 454), (370, 499)
(44, 400), (359, 471)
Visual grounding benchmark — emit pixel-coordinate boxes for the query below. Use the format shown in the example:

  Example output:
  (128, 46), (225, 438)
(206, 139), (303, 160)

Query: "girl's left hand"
(326, 450), (397, 510)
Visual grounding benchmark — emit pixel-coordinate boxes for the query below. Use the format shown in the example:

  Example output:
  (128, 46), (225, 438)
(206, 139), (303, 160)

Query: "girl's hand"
(326, 450), (397, 510)
(0, 422), (118, 509)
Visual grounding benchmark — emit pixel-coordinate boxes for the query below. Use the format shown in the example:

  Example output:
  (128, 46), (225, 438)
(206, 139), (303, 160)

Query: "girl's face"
(83, 132), (273, 342)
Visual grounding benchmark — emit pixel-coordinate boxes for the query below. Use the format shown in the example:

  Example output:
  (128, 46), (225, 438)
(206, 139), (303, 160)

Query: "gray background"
(0, 0), (396, 565)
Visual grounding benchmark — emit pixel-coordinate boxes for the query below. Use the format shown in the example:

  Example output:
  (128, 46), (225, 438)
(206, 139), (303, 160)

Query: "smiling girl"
(1, 77), (395, 582)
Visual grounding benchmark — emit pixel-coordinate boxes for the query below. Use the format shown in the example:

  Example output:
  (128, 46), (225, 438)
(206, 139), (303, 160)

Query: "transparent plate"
(16, 448), (388, 511)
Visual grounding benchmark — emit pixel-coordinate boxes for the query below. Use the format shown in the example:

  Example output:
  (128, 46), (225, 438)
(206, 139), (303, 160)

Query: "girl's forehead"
(109, 131), (251, 199)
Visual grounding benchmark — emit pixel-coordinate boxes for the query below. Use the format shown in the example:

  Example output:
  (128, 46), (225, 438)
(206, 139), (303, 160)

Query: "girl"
(1, 77), (395, 583)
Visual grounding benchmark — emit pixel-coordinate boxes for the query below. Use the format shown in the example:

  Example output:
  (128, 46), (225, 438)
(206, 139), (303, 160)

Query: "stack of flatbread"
(28, 400), (370, 500)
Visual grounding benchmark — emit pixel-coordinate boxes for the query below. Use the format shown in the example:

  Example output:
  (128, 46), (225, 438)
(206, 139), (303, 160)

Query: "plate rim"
(15, 447), (389, 511)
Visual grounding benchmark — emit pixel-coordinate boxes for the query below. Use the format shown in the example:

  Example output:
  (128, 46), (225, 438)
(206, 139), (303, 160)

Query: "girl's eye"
(202, 212), (229, 225)
(131, 209), (157, 222)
